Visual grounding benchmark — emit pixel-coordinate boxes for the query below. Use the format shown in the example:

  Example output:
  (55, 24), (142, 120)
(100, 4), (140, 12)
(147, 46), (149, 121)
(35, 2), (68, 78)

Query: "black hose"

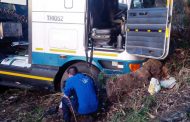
(89, 38), (94, 67)
(85, 0), (94, 66)
(85, 0), (90, 64)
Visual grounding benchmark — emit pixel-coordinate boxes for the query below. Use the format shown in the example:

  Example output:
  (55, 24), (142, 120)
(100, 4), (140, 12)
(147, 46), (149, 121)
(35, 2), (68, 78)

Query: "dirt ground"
(0, 49), (190, 122)
(103, 50), (190, 122)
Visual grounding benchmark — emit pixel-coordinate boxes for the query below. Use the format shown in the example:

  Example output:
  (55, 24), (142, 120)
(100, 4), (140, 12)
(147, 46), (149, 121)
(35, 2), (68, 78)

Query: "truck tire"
(60, 62), (100, 90)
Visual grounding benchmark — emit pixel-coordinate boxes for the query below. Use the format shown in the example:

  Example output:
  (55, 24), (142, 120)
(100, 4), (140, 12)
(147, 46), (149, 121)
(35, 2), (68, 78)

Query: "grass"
(187, 78), (190, 84)
(110, 96), (156, 122)
(17, 107), (44, 122)
(98, 72), (107, 88)
(178, 39), (190, 49)
(110, 111), (124, 122)
(183, 15), (190, 27)
(187, 111), (190, 119)
(125, 109), (149, 122)
(110, 108), (149, 122)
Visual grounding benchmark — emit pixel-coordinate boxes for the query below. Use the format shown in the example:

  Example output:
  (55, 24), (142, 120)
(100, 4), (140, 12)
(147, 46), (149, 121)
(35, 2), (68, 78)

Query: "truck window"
(131, 0), (166, 9)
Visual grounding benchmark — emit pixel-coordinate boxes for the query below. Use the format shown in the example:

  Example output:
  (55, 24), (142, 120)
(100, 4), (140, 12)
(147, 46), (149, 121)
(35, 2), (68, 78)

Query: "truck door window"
(64, 0), (73, 9)
(131, 0), (166, 9)
(131, 0), (142, 8)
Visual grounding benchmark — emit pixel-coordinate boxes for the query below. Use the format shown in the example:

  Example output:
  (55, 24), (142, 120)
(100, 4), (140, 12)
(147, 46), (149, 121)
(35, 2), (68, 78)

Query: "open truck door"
(126, 0), (173, 59)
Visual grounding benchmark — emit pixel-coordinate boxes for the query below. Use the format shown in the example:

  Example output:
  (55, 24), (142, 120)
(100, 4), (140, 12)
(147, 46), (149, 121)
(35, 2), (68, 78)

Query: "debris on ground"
(148, 78), (161, 95)
(0, 50), (189, 122)
(160, 110), (188, 122)
(106, 59), (164, 102)
(104, 49), (190, 122)
(0, 90), (63, 122)
(160, 77), (177, 89)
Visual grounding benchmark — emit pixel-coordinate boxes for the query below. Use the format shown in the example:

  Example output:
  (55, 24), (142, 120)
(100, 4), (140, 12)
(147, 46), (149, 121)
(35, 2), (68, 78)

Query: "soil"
(0, 50), (189, 122)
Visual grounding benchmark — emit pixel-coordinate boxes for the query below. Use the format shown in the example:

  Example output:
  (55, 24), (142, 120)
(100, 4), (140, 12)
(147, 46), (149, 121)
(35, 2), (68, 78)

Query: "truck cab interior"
(88, 0), (127, 51)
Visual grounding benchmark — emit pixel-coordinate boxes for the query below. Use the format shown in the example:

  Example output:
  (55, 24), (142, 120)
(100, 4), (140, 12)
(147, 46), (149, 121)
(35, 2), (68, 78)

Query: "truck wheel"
(60, 62), (100, 90)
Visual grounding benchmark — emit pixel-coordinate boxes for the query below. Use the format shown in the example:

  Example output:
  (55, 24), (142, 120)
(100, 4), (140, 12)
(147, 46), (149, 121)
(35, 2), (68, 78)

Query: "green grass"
(177, 39), (190, 50)
(187, 78), (190, 84)
(187, 112), (190, 119)
(125, 109), (149, 122)
(98, 72), (106, 88)
(17, 107), (44, 122)
(183, 15), (190, 27)
(110, 111), (124, 122)
(110, 108), (149, 122)
(110, 96), (156, 122)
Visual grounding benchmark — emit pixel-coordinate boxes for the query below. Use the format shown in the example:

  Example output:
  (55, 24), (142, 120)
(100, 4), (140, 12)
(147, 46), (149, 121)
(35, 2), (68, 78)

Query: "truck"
(0, 0), (173, 91)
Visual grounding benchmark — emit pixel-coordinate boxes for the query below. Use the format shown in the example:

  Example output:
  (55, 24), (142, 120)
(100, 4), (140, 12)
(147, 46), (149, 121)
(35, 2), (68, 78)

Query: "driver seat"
(91, 28), (112, 47)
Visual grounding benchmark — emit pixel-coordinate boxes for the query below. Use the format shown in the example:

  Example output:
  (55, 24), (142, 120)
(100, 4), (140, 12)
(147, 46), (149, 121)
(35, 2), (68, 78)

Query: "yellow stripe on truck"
(167, 0), (173, 7)
(170, 0), (173, 7)
(0, 70), (53, 82)
(167, 0), (169, 7)
(50, 49), (76, 54)
(165, 27), (170, 38)
(94, 52), (118, 57)
(35, 48), (44, 51)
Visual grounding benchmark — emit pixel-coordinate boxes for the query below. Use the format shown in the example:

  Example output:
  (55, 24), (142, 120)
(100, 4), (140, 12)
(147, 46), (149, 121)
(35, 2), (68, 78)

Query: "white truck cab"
(0, 0), (173, 91)
(31, 0), (173, 61)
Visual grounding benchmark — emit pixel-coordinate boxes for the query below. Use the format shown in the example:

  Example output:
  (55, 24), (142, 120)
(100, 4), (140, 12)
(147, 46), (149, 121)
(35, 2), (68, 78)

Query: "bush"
(187, 0), (190, 7)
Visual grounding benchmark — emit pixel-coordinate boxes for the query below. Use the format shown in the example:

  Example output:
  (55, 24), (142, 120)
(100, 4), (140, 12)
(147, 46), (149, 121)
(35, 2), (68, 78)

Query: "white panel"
(32, 12), (85, 24)
(32, 22), (85, 53)
(32, 23), (45, 51)
(32, 0), (86, 12)
(49, 29), (78, 50)
(32, 0), (85, 55)
(0, 0), (26, 5)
